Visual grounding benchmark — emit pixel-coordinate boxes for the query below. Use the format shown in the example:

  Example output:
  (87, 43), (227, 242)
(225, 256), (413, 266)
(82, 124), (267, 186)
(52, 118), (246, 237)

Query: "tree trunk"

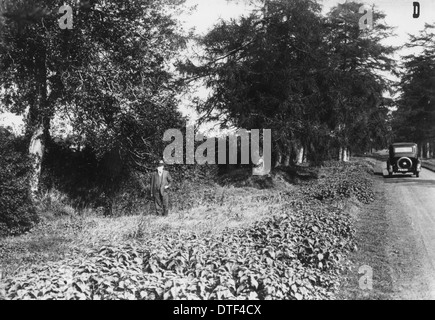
(343, 148), (348, 162)
(28, 41), (49, 201)
(283, 153), (290, 166)
(296, 146), (304, 165)
(426, 142), (430, 159)
(274, 150), (282, 168)
(339, 146), (349, 162)
(28, 125), (45, 198)
(302, 145), (307, 163)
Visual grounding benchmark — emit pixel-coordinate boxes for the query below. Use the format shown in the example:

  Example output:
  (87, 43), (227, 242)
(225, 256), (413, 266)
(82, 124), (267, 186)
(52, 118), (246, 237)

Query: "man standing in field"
(150, 160), (172, 216)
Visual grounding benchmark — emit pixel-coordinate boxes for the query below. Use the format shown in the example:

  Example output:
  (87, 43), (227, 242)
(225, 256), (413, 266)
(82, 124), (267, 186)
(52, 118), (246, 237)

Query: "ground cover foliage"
(0, 161), (375, 300)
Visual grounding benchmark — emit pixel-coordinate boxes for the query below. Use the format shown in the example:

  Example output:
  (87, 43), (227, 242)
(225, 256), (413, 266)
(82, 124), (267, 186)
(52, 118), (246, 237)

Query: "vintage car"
(387, 143), (421, 177)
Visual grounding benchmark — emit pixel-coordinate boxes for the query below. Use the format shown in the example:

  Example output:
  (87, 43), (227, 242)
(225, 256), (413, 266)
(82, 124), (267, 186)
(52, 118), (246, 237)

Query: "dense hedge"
(0, 129), (38, 236)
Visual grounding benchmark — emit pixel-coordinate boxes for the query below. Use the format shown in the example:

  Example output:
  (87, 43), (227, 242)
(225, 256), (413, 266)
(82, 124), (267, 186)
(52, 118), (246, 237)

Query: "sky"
(324, 0), (434, 39)
(181, 0), (435, 44)
(1, 0), (434, 134)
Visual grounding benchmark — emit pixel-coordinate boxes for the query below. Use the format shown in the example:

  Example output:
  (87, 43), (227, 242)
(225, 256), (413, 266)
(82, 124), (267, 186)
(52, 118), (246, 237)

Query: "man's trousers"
(153, 191), (169, 216)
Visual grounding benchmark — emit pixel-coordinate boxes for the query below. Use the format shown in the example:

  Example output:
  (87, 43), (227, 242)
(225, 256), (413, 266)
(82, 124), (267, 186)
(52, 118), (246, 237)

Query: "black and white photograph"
(0, 0), (434, 306)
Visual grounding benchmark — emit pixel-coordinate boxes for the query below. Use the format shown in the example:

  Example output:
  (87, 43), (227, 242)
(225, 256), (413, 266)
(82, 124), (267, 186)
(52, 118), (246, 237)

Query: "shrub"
(306, 162), (375, 204)
(0, 128), (38, 236)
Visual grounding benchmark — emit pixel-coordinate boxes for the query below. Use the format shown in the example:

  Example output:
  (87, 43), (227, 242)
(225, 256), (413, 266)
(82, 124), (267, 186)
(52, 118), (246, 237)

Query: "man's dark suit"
(150, 170), (172, 216)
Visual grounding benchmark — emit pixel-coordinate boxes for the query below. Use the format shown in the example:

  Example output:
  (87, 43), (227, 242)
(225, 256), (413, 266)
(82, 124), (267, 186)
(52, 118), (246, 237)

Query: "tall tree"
(0, 0), (187, 198)
(178, 0), (327, 165)
(393, 23), (435, 157)
(323, 2), (396, 159)
(178, 0), (396, 164)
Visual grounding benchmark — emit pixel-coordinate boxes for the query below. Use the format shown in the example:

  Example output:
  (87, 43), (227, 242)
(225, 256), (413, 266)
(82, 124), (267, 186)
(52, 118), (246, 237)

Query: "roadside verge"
(422, 160), (435, 172)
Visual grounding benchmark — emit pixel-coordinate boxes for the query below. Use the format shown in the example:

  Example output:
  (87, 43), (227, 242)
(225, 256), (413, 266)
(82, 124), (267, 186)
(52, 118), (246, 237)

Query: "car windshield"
(394, 147), (414, 153)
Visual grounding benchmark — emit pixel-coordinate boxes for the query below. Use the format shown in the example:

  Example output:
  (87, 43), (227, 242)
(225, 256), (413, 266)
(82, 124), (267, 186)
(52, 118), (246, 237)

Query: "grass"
(422, 158), (435, 172)
(0, 173), (301, 280)
(337, 184), (394, 300)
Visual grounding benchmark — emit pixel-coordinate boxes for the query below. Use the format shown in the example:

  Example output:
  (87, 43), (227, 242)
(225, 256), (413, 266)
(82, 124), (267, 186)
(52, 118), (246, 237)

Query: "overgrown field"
(0, 160), (376, 300)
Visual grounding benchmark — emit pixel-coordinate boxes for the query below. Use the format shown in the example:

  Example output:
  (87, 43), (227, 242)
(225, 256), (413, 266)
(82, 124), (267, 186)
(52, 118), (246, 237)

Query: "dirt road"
(379, 163), (435, 299)
(340, 160), (435, 299)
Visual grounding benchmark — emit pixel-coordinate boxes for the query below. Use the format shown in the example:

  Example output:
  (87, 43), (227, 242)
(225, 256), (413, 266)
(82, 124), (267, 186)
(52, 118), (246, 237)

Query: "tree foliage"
(0, 0), (188, 209)
(178, 0), (396, 162)
(322, 2), (396, 152)
(393, 23), (435, 147)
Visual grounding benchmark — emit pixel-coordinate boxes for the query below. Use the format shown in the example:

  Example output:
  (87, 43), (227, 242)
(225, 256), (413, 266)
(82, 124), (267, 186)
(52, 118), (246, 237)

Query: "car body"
(387, 142), (421, 177)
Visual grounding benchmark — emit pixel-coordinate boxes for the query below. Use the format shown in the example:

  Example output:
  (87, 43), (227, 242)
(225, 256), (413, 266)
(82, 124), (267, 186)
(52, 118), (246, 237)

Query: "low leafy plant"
(1, 161), (374, 300)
